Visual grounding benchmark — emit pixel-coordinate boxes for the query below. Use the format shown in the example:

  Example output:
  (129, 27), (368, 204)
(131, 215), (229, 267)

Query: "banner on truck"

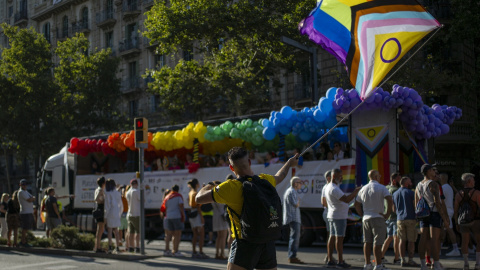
(74, 159), (355, 209)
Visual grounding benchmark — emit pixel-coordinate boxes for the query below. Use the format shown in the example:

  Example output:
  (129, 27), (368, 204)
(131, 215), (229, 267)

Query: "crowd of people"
(2, 146), (479, 270)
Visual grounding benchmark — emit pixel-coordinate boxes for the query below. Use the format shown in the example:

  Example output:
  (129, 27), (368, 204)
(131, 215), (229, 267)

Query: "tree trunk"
(3, 147), (11, 194)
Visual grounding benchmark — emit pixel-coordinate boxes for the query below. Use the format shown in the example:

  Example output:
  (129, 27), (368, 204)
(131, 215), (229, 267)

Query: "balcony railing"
(72, 20), (90, 33)
(119, 38), (141, 53)
(96, 9), (116, 27)
(143, 0), (154, 7)
(14, 10), (28, 24)
(121, 77), (141, 93)
(123, 0), (141, 12)
(56, 27), (72, 40)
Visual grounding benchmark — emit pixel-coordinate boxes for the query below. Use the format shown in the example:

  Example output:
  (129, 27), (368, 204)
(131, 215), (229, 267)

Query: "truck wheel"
(300, 211), (315, 247)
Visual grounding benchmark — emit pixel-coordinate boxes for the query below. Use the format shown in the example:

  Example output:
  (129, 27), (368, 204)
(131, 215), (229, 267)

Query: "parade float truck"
(37, 108), (400, 246)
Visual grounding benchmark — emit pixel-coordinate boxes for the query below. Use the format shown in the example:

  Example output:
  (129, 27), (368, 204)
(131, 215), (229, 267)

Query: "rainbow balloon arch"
(68, 85), (462, 157)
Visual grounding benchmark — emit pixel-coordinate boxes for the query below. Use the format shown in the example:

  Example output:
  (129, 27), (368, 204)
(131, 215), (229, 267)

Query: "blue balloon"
(261, 119), (270, 128)
(313, 109), (327, 122)
(326, 87), (337, 100)
(320, 98), (333, 113)
(298, 131), (312, 142)
(280, 106), (293, 119)
(279, 126), (290, 135)
(325, 116), (337, 128)
(262, 127), (276, 141)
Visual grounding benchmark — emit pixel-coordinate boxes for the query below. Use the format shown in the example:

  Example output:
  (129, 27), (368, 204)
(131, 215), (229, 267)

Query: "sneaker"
(198, 252), (210, 259)
(288, 257), (305, 264)
(470, 248), (476, 255)
(135, 247), (140, 253)
(207, 241), (213, 246)
(404, 260), (420, 267)
(364, 264), (374, 270)
(173, 252), (185, 257)
(336, 261), (351, 268)
(327, 261), (337, 268)
(192, 252), (200, 258)
(374, 264), (390, 270)
(433, 262), (445, 270)
(113, 247), (120, 254)
(22, 243), (32, 248)
(381, 258), (389, 264)
(128, 247), (135, 253)
(163, 250), (173, 257)
(393, 259), (401, 265)
(446, 249), (461, 257)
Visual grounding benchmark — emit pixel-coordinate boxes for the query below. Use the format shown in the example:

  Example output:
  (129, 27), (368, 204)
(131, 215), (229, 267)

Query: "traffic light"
(134, 117), (148, 143)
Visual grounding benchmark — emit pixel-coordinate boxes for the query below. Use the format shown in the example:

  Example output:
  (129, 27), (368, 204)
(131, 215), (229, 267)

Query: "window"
(105, 31), (113, 48)
(150, 95), (160, 113)
(128, 61), (138, 88)
(129, 100), (138, 117)
(154, 54), (165, 69)
(20, 0), (27, 12)
(183, 48), (193, 61)
(126, 23), (137, 41)
(43, 22), (51, 42)
(62, 16), (69, 38)
(106, 0), (114, 17)
(8, 6), (13, 18)
(81, 7), (89, 28)
(218, 38), (225, 50)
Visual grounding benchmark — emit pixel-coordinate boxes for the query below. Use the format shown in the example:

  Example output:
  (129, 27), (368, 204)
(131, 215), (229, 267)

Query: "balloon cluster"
(201, 138), (245, 156)
(68, 137), (115, 157)
(151, 122), (207, 151)
(333, 85), (462, 140)
(262, 87), (338, 142)
(204, 119), (266, 146)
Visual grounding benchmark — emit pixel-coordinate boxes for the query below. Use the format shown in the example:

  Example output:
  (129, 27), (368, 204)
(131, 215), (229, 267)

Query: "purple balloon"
(404, 98), (413, 106)
(348, 90), (359, 98)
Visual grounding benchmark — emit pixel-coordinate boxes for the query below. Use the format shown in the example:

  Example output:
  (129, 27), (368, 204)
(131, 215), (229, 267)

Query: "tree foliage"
(143, 0), (314, 122)
(0, 24), (123, 160)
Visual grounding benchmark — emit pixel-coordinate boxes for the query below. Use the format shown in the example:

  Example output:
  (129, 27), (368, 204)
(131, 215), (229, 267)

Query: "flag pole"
(299, 25), (443, 158)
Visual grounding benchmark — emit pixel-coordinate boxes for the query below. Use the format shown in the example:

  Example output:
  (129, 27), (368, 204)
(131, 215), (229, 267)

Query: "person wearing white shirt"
(333, 142), (344, 161)
(355, 170), (393, 270)
(321, 170), (335, 264)
(441, 173), (460, 256)
(126, 179), (141, 252)
(324, 168), (361, 268)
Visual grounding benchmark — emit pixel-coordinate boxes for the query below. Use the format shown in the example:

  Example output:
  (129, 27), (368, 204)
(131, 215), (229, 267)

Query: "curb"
(0, 246), (161, 261)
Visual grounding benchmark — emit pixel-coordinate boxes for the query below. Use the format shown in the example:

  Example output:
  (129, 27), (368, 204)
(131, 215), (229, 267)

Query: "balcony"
(14, 10), (28, 26)
(122, 0), (142, 20)
(435, 121), (473, 144)
(121, 77), (141, 93)
(72, 20), (90, 34)
(56, 27), (72, 41)
(96, 10), (116, 29)
(143, 37), (158, 50)
(144, 75), (155, 88)
(143, 0), (154, 8)
(119, 38), (141, 57)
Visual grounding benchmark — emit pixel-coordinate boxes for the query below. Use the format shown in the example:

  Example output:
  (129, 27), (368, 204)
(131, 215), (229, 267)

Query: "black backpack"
(458, 188), (477, 225)
(227, 175), (282, 243)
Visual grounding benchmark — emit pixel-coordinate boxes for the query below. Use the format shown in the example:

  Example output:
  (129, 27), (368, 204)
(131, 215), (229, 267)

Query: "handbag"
(92, 207), (103, 219)
(187, 210), (198, 219)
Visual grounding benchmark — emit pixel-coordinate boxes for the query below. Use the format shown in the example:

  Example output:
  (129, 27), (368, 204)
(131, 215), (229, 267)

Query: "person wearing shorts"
(454, 173), (480, 270)
(393, 176), (419, 267)
(325, 168), (361, 268)
(164, 184), (185, 257)
(18, 179), (35, 247)
(126, 179), (141, 253)
(415, 164), (450, 270)
(355, 170), (392, 270)
(195, 147), (298, 270)
(321, 170), (336, 264)
(381, 173), (401, 264)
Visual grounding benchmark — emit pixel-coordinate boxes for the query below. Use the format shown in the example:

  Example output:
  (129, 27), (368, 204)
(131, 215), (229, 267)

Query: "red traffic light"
(136, 119), (143, 128)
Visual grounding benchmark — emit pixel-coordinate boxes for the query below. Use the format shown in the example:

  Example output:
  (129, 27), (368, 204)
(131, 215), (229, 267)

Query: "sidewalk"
(0, 230), (468, 269)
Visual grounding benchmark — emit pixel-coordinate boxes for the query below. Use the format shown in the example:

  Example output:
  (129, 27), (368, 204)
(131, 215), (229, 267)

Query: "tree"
(143, 0), (313, 122)
(54, 34), (125, 136)
(0, 25), (124, 178)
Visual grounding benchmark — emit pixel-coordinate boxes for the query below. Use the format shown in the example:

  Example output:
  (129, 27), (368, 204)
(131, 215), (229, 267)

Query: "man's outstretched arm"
(274, 154), (299, 185)
(196, 183), (215, 204)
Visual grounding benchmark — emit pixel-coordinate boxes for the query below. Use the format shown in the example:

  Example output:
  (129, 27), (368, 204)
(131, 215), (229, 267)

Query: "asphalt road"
(0, 240), (469, 270)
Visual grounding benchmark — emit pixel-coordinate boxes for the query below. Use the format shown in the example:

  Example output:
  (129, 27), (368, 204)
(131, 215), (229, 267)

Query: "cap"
(20, 179), (28, 185)
(130, 179), (138, 185)
(421, 164), (436, 175)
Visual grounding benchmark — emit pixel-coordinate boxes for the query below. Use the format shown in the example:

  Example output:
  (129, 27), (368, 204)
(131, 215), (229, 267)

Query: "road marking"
(5, 260), (71, 270)
(44, 266), (77, 270)
(156, 257), (225, 270)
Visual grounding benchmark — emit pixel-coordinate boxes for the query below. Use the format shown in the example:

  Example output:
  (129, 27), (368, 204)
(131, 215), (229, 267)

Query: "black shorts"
(203, 215), (213, 232)
(20, 214), (34, 230)
(228, 239), (277, 270)
(420, 212), (443, 229)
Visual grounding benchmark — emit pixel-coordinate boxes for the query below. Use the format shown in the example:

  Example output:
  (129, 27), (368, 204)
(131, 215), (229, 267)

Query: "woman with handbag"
(94, 177), (106, 253)
(188, 178), (208, 259)
(212, 181), (229, 260)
